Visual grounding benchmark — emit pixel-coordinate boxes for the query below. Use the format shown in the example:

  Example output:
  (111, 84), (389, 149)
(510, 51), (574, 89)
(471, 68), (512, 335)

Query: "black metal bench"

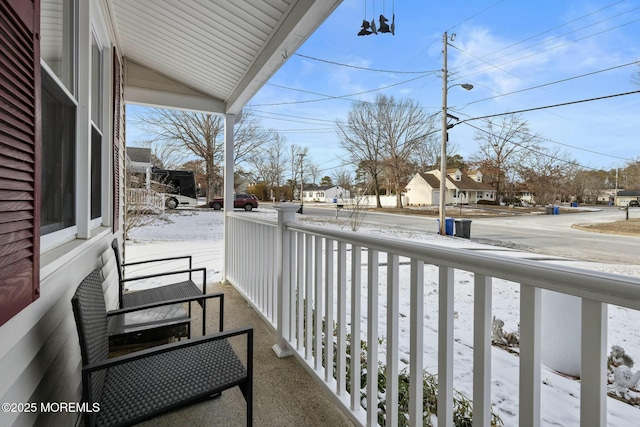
(72, 269), (253, 427)
(110, 239), (209, 335)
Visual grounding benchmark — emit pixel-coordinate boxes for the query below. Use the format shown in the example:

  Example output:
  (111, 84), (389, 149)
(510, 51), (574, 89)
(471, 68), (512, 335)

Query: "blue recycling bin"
(437, 218), (455, 235)
(571, 202), (578, 207)
(553, 206), (559, 215)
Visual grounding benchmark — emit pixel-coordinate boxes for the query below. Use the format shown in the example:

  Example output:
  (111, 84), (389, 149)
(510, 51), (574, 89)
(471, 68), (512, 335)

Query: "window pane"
(41, 71), (76, 235)
(91, 126), (102, 220)
(91, 34), (102, 127)
(41, 0), (75, 94)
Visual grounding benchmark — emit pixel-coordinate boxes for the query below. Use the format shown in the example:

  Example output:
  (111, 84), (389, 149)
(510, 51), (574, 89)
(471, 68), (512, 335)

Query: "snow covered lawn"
(127, 208), (640, 426)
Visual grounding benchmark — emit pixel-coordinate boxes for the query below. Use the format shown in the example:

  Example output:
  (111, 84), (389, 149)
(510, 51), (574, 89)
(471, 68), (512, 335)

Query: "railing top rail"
(227, 212), (278, 227)
(284, 220), (640, 310)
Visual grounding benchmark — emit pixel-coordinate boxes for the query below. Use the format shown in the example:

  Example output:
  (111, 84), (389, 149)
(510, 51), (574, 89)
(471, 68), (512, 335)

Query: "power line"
(464, 117), (634, 164)
(293, 53), (438, 74)
(245, 108), (337, 123)
(251, 74), (431, 106)
(459, 61), (639, 108)
(459, 89), (640, 123)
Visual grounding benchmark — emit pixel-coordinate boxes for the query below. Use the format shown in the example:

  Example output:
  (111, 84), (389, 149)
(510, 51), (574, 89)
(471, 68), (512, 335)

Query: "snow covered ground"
(127, 208), (640, 426)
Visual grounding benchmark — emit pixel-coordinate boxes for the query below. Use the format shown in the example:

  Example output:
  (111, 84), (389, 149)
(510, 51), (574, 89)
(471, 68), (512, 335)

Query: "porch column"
(222, 113), (235, 283)
(273, 203), (298, 357)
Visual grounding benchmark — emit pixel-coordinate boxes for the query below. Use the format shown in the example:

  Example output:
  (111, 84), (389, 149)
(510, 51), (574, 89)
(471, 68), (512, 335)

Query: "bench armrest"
(122, 255), (192, 268)
(82, 326), (253, 374)
(108, 292), (224, 331)
(120, 267), (207, 293)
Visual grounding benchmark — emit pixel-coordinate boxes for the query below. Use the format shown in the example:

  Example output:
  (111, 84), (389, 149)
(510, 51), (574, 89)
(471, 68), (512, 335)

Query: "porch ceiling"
(110, 0), (342, 115)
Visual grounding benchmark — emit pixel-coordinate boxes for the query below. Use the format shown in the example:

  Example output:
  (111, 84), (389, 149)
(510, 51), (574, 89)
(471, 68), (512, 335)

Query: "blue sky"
(130, 1), (640, 175)
(248, 0), (640, 173)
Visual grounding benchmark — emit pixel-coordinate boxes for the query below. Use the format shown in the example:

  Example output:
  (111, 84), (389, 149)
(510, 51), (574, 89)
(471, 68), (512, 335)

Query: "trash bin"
(454, 219), (472, 239)
(437, 218), (455, 235)
(571, 202), (578, 207)
(333, 198), (337, 203)
(553, 206), (559, 215)
(446, 218), (454, 235)
(546, 206), (554, 215)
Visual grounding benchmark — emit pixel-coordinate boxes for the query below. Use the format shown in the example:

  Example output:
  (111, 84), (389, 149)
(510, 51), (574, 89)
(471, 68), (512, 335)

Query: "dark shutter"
(112, 51), (121, 232)
(0, 0), (41, 326)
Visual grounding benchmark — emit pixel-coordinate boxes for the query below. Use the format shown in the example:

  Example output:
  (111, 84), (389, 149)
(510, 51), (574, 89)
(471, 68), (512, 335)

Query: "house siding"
(0, 1), (124, 425)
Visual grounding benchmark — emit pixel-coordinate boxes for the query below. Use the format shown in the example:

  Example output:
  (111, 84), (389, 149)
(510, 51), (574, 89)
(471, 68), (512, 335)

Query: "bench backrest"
(99, 245), (120, 310)
(110, 238), (126, 308)
(71, 269), (109, 403)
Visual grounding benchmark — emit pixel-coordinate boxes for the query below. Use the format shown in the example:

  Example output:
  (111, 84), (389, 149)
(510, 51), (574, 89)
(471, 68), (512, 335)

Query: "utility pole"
(299, 153), (306, 214)
(439, 32), (449, 236)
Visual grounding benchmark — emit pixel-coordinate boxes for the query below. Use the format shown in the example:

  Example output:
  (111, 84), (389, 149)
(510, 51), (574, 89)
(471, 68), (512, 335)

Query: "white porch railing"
(225, 204), (640, 427)
(126, 188), (164, 213)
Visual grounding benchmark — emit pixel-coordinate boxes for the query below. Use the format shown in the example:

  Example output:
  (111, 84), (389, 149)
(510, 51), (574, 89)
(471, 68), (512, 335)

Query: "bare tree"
(250, 131), (287, 200)
(471, 114), (541, 202)
(622, 159), (640, 189)
(338, 95), (433, 208)
(377, 95), (435, 208)
(132, 108), (266, 200)
(520, 147), (573, 205)
(307, 162), (321, 186)
(332, 168), (353, 190)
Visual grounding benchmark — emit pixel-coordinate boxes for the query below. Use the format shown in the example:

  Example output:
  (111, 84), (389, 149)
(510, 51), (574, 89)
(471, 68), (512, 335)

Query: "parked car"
(209, 194), (258, 211)
(629, 200), (639, 207)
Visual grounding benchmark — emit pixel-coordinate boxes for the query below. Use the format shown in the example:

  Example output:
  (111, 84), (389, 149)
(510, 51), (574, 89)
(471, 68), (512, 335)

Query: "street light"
(439, 32), (473, 236)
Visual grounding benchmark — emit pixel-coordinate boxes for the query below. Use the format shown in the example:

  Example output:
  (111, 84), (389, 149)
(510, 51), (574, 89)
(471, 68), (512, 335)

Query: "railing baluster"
(297, 232), (304, 350)
(270, 226), (276, 323)
(337, 241), (347, 395)
(387, 253), (399, 427)
(519, 284), (541, 427)
(367, 249), (379, 427)
(438, 265), (454, 426)
(409, 259), (424, 427)
(305, 234), (314, 360)
(350, 245), (362, 411)
(580, 298), (607, 426)
(473, 274), (492, 427)
(288, 230), (296, 342)
(314, 236), (324, 370)
(325, 238), (335, 382)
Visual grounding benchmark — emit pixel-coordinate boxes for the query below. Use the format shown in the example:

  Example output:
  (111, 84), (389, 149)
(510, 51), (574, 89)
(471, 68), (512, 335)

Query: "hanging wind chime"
(358, 0), (395, 36)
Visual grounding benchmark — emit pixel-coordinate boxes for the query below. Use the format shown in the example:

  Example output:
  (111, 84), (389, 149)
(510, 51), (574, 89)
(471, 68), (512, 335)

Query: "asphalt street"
(296, 204), (640, 264)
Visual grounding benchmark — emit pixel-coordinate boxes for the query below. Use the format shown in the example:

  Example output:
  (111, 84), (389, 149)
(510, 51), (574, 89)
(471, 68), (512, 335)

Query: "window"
(40, 0), (76, 95)
(40, 0), (77, 241)
(90, 32), (103, 221)
(41, 71), (77, 235)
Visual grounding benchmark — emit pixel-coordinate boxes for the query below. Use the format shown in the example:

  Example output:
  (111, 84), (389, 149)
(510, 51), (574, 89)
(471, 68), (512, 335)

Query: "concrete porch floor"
(138, 281), (355, 427)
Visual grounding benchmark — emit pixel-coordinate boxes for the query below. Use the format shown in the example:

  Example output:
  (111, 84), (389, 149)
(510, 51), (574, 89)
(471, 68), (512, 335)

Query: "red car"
(209, 194), (258, 211)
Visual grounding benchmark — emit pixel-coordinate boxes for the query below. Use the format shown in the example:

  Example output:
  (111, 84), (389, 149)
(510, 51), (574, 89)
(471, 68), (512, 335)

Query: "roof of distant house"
(303, 185), (342, 191)
(417, 170), (494, 191)
(126, 147), (152, 164)
(617, 190), (640, 196)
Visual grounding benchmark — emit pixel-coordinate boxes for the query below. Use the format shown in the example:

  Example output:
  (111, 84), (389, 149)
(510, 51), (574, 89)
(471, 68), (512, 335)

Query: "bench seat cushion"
(94, 339), (247, 426)
(122, 281), (202, 307)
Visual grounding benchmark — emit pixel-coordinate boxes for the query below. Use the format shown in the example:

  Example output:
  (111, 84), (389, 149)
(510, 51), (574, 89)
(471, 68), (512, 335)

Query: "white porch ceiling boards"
(110, 0), (342, 115)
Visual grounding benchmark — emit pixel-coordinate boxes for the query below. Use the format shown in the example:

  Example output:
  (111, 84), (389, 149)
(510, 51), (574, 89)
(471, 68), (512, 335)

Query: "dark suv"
(209, 194), (258, 211)
(629, 200), (639, 207)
